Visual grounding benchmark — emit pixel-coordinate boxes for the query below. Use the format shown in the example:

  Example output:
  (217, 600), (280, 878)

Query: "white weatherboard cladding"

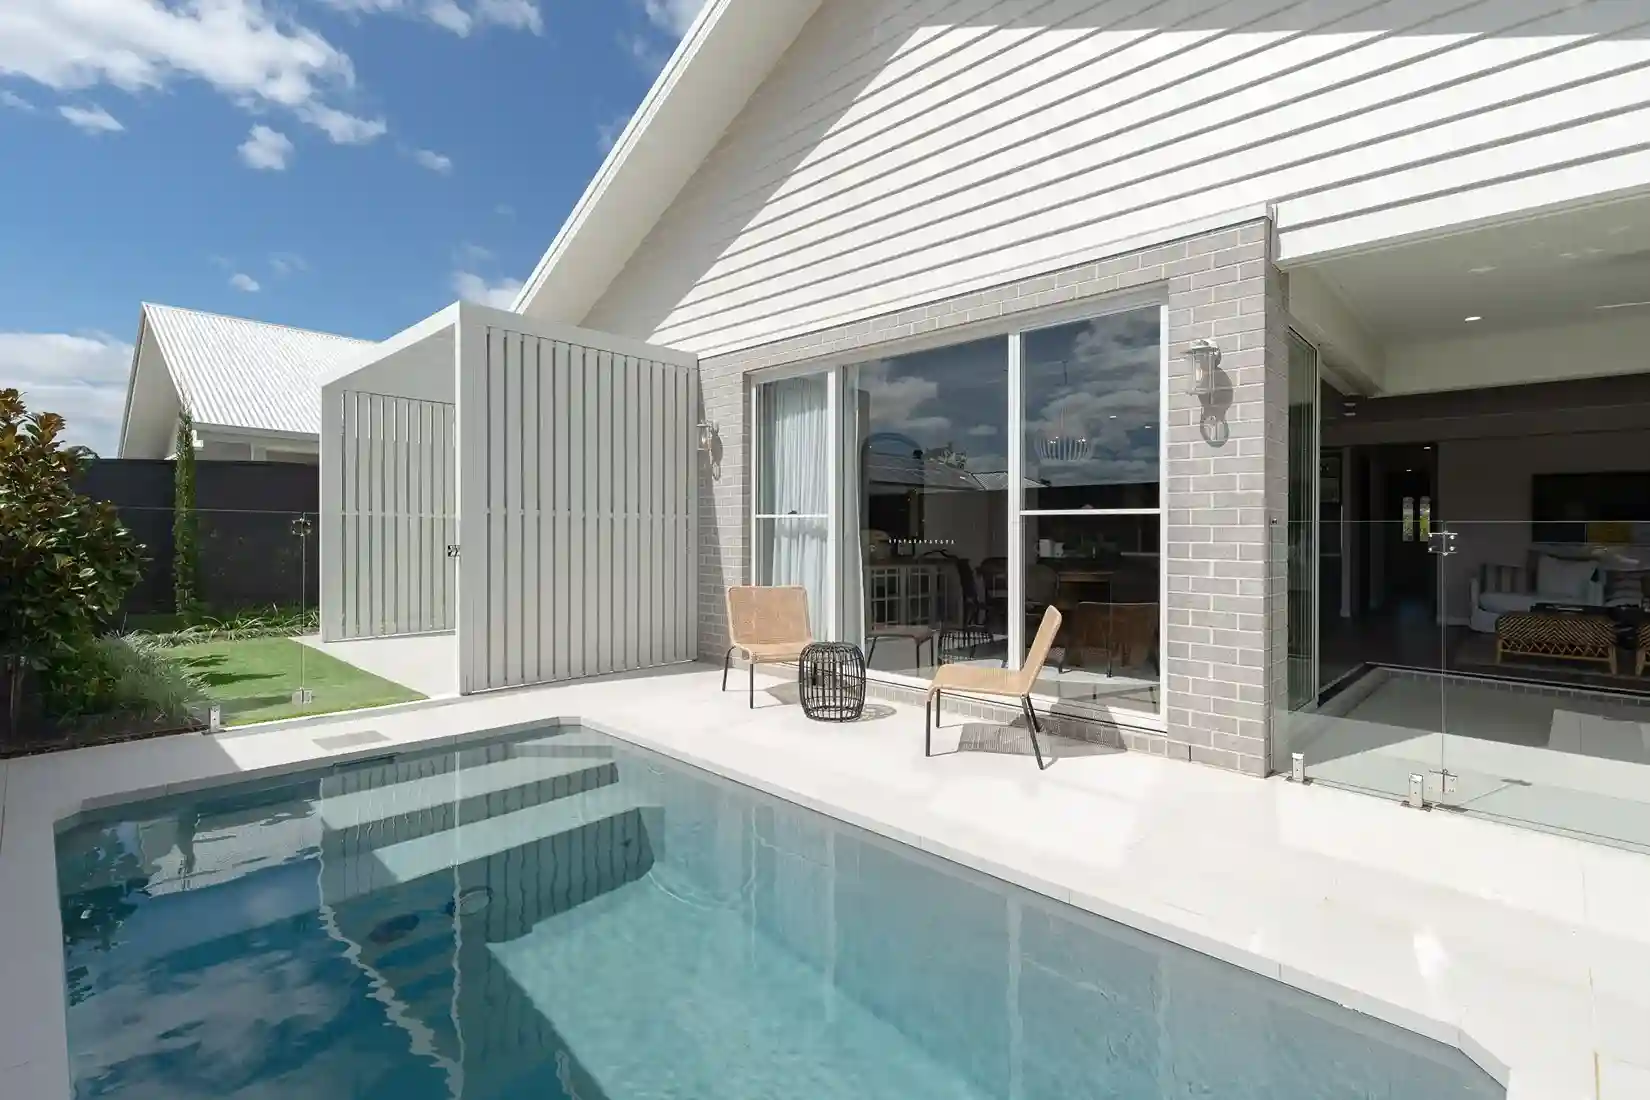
(331, 392), (457, 640)
(457, 323), (697, 695)
(583, 0), (1650, 354)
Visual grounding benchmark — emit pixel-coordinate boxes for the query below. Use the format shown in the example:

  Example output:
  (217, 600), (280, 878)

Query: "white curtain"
(760, 376), (829, 636)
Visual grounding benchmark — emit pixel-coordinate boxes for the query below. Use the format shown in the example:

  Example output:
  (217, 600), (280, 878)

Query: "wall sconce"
(1183, 339), (1222, 397)
(697, 418), (716, 453)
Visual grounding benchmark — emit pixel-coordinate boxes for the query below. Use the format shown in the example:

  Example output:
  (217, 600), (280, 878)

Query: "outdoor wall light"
(698, 418), (716, 453)
(1183, 338), (1222, 398)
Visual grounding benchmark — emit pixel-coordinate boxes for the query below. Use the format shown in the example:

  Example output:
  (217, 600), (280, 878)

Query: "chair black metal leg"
(866, 636), (880, 667)
(925, 692), (934, 757)
(722, 647), (735, 691)
(749, 661), (756, 709)
(1020, 695), (1047, 770)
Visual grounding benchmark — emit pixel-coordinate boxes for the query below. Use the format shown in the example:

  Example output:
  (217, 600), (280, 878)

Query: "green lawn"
(165, 636), (424, 726)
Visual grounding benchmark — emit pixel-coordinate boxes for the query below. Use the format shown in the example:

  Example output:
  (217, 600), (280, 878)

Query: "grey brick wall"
(695, 218), (1280, 775)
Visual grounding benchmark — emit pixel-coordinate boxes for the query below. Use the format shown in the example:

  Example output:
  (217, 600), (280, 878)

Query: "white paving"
(3, 662), (1648, 1099)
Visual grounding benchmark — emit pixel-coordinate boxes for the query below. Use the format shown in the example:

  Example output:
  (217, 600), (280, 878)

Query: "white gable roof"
(512, 0), (820, 327)
(136, 303), (370, 438)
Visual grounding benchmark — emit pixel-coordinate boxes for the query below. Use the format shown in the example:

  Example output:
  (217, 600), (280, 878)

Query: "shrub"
(0, 389), (145, 735)
(140, 604), (318, 647)
(40, 634), (204, 724)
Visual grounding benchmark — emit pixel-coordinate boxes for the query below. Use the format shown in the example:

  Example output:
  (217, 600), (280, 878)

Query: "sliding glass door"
(847, 337), (1009, 678)
(1019, 308), (1163, 716)
(751, 299), (1166, 721)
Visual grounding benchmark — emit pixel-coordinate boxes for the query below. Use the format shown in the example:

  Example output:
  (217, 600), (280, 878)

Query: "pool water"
(57, 725), (1502, 1099)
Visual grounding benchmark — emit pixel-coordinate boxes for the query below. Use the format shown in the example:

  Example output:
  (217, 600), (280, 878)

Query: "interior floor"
(1318, 609), (1650, 698)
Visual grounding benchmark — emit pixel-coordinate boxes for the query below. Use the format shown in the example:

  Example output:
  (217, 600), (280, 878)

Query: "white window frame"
(747, 290), (1169, 733)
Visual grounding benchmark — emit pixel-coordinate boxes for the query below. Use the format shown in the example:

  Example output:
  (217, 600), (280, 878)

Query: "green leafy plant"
(0, 389), (146, 734)
(40, 634), (205, 723)
(173, 411), (200, 620)
(142, 604), (319, 646)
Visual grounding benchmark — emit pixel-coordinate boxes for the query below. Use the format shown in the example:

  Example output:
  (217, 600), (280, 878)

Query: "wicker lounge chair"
(925, 605), (1063, 769)
(722, 585), (814, 708)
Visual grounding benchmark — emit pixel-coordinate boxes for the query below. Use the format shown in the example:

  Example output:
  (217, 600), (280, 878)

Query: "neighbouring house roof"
(119, 303), (372, 455)
(512, 0), (820, 327)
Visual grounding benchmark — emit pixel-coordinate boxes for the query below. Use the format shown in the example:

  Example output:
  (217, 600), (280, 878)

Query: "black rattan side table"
(798, 642), (866, 722)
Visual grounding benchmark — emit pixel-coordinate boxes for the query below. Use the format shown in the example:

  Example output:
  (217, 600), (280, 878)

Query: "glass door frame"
(1008, 304), (1170, 691)
(1285, 326), (1323, 713)
(750, 368), (841, 641)
(747, 289), (1169, 729)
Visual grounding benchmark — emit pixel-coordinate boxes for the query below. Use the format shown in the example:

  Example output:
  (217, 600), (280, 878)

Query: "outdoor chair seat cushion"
(929, 661), (1027, 697)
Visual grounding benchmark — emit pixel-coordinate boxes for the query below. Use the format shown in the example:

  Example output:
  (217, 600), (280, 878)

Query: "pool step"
(316, 752), (621, 861)
(320, 778), (657, 905)
(78, 730), (618, 897)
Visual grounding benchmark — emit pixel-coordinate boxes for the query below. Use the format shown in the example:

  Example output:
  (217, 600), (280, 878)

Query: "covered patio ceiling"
(1285, 190), (1650, 397)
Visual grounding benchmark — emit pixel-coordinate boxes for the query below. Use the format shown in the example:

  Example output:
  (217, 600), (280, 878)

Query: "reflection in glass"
(1020, 309), (1163, 715)
(1026, 521), (1161, 714)
(1022, 309), (1160, 511)
(755, 375), (831, 634)
(847, 338), (1008, 677)
(1286, 331), (1319, 714)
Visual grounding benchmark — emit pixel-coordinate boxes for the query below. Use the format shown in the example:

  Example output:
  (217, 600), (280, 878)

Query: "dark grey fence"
(75, 459), (320, 617)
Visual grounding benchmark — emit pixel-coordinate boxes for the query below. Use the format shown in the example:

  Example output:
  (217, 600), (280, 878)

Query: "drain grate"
(446, 886), (493, 918)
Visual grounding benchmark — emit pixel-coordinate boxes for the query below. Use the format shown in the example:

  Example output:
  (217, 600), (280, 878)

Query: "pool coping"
(3, 665), (1643, 1099)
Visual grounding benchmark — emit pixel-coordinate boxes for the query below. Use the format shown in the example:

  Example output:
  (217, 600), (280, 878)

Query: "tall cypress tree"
(173, 412), (199, 620)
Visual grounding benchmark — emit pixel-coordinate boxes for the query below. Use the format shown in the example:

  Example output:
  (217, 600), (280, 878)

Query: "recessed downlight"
(1598, 301), (1650, 312)
(1468, 265), (1496, 275)
(1464, 315), (1483, 322)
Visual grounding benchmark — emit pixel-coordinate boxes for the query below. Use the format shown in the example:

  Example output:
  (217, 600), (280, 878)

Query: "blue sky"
(0, 0), (706, 454)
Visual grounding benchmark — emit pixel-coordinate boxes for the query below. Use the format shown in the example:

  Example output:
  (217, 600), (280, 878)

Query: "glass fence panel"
(1275, 520), (1445, 804)
(1437, 519), (1650, 852)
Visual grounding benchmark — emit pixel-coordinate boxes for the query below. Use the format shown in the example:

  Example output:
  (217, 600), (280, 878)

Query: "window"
(753, 374), (833, 636)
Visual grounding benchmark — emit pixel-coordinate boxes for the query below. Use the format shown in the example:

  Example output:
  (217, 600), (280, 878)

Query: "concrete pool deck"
(2, 662), (1647, 1099)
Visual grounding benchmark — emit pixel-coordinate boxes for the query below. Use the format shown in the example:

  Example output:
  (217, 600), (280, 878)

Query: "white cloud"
(596, 109), (632, 153)
(270, 252), (307, 275)
(494, 203), (514, 217)
(0, 88), (33, 111)
(238, 124), (293, 170)
(229, 272), (261, 292)
(0, 0), (385, 144)
(451, 271), (521, 309)
(298, 103), (385, 144)
(473, 0), (541, 33)
(424, 0), (472, 34)
(413, 147), (452, 173)
(0, 331), (134, 455)
(59, 103), (123, 133)
(642, 0), (706, 37)
(323, 0), (541, 36)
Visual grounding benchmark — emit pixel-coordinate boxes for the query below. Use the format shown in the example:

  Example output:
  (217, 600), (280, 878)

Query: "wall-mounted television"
(1532, 472), (1650, 544)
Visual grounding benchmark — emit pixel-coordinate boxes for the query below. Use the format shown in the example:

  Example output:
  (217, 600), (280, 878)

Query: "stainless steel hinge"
(446, 544), (461, 558)
(1427, 531), (1457, 556)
